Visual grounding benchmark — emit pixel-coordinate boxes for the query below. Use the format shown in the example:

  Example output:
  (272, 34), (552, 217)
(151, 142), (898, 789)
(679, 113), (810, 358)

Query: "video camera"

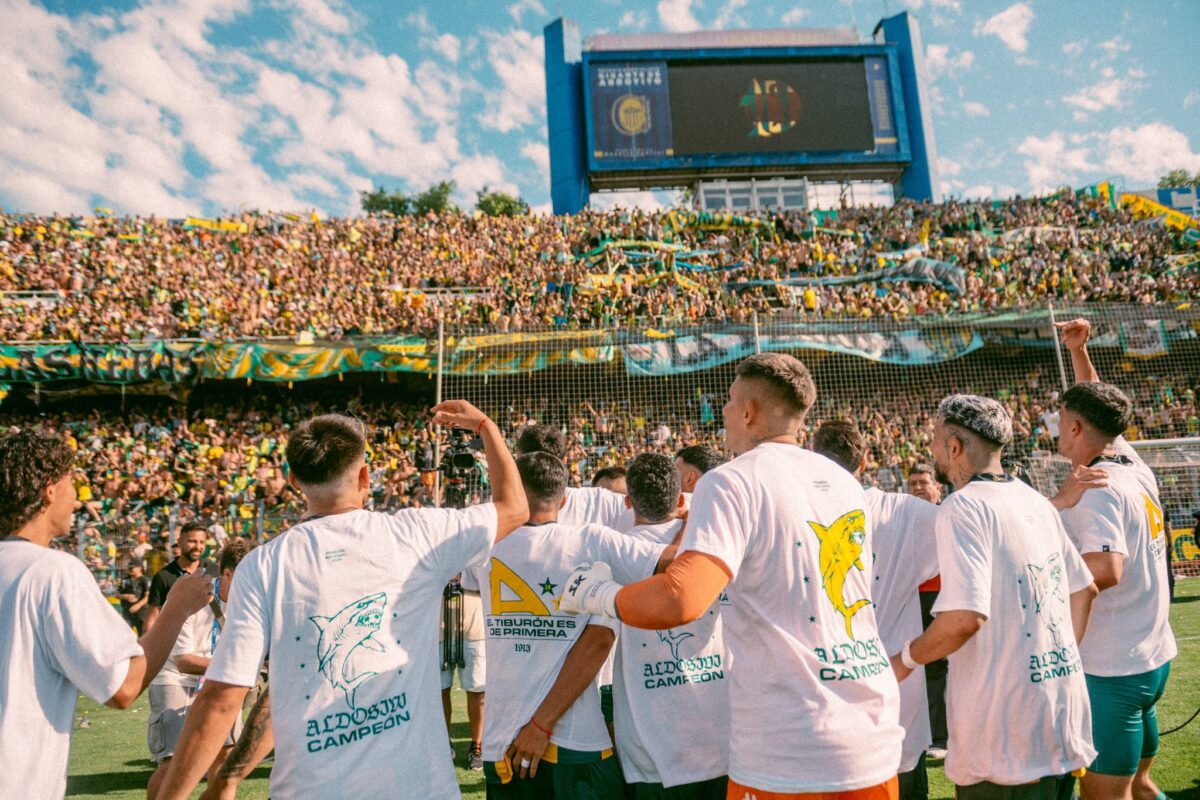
(439, 428), (485, 509)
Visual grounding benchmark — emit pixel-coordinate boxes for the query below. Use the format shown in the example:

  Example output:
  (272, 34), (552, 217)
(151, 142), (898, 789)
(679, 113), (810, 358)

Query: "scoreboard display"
(585, 55), (901, 170)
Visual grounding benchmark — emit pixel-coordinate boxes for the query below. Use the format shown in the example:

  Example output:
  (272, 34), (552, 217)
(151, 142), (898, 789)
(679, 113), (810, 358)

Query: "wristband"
(530, 719), (553, 737)
(475, 418), (488, 435)
(900, 640), (920, 670)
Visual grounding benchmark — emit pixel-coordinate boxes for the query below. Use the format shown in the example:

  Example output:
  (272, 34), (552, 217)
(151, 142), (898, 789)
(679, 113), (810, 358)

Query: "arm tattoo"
(217, 688), (272, 779)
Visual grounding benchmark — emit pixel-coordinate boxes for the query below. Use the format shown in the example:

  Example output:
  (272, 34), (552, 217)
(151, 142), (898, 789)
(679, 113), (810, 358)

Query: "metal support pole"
(256, 499), (266, 543)
(1048, 302), (1069, 392)
(168, 504), (178, 552)
(752, 311), (762, 354)
(434, 318), (445, 509)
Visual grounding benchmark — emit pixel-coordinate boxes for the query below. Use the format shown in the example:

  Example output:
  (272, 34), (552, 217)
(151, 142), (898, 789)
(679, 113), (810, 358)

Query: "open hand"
(505, 721), (551, 780)
(1052, 465), (1108, 511)
(431, 400), (488, 433)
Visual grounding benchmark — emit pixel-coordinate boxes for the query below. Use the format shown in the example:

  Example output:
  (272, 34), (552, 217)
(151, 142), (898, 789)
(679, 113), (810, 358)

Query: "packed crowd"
(10, 345), (1195, 587)
(1, 192), (1195, 340)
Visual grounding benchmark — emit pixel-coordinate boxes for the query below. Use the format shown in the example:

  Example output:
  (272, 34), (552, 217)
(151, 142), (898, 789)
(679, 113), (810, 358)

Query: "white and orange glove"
(558, 562), (622, 619)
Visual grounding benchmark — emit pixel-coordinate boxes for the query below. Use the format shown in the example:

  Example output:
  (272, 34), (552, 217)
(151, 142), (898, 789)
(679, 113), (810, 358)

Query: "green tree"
(413, 180), (457, 215)
(1157, 169), (1200, 189)
(475, 186), (529, 217)
(359, 186), (411, 216)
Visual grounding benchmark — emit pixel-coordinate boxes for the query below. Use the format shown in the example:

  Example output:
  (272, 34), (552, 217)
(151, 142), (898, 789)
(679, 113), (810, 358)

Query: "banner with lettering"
(0, 342), (204, 383)
(623, 326), (983, 376)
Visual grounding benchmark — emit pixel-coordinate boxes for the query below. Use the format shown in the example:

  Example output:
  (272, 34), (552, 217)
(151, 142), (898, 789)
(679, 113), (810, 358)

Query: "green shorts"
(627, 775), (728, 799)
(1085, 662), (1172, 776)
(485, 744), (623, 799)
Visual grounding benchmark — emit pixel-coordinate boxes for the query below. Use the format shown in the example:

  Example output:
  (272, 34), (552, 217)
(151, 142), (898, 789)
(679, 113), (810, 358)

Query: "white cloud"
(589, 190), (671, 212)
(508, 0), (547, 24)
(938, 156), (962, 177)
(904, 0), (962, 10)
(428, 33), (461, 63)
(963, 101), (990, 117)
(1185, 90), (1200, 109)
(657, 0), (702, 33)
(1099, 123), (1200, 185)
(780, 7), (810, 24)
(961, 184), (994, 199)
(618, 10), (651, 29)
(974, 2), (1034, 53)
(451, 154), (518, 204)
(0, 0), (500, 216)
(924, 44), (974, 79)
(713, 0), (749, 29)
(1062, 70), (1141, 117)
(1062, 40), (1085, 57)
(520, 141), (550, 177)
(1098, 35), (1131, 57)
(480, 29), (545, 133)
(404, 9), (434, 34)
(1017, 124), (1200, 192)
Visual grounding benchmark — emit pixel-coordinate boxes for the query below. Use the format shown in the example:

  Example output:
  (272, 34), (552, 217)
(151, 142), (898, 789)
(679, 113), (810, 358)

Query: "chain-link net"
(440, 303), (1200, 574)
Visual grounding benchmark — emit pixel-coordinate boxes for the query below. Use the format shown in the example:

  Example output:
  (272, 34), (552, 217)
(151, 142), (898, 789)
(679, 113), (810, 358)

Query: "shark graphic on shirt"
(658, 628), (695, 662)
(809, 510), (871, 640)
(1027, 553), (1068, 649)
(309, 592), (388, 710)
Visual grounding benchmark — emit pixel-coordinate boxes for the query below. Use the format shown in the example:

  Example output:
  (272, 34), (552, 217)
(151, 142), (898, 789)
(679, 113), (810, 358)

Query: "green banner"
(0, 341), (204, 383)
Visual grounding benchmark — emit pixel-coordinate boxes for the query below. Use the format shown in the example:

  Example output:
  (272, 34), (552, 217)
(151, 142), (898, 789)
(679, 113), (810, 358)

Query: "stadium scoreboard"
(545, 14), (940, 213)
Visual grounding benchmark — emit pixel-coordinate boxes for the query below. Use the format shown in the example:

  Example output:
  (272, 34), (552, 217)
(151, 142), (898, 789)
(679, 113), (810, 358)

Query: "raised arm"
(106, 570), (213, 709)
(431, 400), (528, 541)
(1056, 318), (1099, 383)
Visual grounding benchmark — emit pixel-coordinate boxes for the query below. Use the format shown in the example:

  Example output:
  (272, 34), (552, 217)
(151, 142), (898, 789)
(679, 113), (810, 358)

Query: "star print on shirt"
(539, 578), (557, 595)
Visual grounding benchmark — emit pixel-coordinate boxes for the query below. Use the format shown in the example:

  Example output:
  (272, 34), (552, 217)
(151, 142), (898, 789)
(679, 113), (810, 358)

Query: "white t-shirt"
(682, 443), (903, 793)
(864, 487), (940, 773)
(152, 602), (220, 689)
(206, 504), (497, 800)
(1058, 438), (1177, 676)
(474, 522), (664, 762)
(0, 542), (144, 800)
(614, 520), (729, 788)
(933, 477), (1097, 786)
(561, 486), (636, 532)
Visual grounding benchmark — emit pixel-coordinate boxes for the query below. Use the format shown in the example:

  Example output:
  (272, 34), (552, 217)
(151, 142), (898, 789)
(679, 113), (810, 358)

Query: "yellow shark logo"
(809, 510), (871, 639)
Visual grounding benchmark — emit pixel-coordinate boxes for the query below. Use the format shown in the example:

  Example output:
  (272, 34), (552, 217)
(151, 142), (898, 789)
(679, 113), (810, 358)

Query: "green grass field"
(67, 580), (1200, 800)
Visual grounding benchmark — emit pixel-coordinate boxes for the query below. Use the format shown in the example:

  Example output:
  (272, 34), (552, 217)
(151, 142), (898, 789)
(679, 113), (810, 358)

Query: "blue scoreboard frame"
(582, 46), (910, 174)
(545, 12), (939, 214)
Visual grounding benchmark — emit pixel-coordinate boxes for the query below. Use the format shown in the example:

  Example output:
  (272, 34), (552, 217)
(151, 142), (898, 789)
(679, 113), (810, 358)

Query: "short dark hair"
(1061, 381), (1133, 439)
(516, 452), (567, 510)
(515, 424), (567, 460)
(812, 420), (868, 474)
(0, 430), (75, 538)
(286, 414), (366, 485)
(591, 465), (626, 486)
(674, 445), (725, 475)
(909, 463), (935, 479)
(178, 524), (208, 541)
(626, 454), (680, 523)
(735, 353), (816, 416)
(219, 538), (257, 573)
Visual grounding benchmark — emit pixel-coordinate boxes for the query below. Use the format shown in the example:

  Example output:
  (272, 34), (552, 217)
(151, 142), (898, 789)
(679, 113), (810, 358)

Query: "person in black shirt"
(116, 562), (151, 632)
(146, 525), (215, 631)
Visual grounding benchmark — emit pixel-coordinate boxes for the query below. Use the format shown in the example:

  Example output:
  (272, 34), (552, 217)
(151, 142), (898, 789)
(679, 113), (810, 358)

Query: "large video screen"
(587, 56), (889, 164)
(668, 60), (874, 154)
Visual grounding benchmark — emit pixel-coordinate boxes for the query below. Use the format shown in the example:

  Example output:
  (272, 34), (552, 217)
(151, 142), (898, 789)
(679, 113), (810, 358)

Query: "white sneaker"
(927, 747), (947, 761)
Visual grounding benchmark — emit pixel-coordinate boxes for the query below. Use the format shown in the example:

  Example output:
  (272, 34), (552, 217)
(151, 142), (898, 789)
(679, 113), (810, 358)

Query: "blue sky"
(2, 0), (1197, 217)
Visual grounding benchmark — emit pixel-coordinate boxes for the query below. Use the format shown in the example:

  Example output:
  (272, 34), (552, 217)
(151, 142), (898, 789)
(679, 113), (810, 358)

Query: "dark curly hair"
(626, 453), (681, 523)
(0, 430), (76, 538)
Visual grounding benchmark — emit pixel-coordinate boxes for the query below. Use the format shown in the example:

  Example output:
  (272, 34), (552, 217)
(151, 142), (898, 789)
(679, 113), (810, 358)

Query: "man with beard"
(892, 395), (1098, 800)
